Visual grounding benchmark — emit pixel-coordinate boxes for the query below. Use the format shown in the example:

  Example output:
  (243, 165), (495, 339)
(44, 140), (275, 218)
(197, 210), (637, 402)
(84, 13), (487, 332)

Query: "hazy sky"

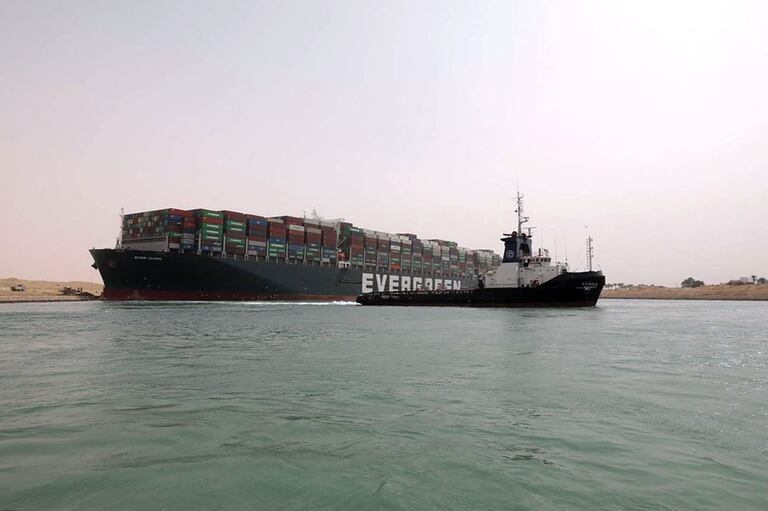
(2, 0), (766, 286)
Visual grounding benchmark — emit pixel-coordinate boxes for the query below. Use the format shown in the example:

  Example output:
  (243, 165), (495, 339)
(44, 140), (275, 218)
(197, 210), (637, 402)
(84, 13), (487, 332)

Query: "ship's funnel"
(501, 232), (532, 263)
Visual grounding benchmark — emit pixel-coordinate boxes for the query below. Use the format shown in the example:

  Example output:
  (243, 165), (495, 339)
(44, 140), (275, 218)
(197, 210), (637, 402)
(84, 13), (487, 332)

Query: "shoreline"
(0, 297), (99, 304)
(1, 277), (102, 304)
(602, 284), (768, 301)
(601, 295), (767, 301)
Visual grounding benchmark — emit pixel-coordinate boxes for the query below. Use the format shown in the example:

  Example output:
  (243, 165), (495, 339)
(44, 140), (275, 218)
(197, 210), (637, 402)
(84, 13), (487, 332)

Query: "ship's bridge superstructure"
(484, 193), (569, 289)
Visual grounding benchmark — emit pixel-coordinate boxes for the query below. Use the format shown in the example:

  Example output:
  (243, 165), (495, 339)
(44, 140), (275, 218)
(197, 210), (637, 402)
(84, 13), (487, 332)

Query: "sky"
(1, 0), (766, 286)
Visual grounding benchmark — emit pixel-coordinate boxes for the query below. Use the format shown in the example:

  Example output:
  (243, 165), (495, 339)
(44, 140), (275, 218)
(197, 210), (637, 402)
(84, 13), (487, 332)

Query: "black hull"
(356, 272), (605, 307)
(90, 249), (478, 301)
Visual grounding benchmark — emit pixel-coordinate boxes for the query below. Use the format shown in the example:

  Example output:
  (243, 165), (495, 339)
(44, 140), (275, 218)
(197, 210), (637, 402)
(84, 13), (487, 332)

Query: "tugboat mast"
(515, 191), (529, 234)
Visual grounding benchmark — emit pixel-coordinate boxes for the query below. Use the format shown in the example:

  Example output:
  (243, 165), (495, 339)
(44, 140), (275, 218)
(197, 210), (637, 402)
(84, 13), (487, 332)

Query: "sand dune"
(0, 278), (102, 303)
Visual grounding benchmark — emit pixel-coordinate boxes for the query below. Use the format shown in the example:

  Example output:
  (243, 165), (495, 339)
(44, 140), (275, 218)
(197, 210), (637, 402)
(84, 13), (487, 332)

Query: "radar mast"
(515, 190), (529, 234)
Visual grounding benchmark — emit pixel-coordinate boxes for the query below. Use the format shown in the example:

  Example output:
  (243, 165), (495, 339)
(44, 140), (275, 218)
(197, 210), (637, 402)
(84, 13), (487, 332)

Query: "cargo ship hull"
(91, 249), (478, 301)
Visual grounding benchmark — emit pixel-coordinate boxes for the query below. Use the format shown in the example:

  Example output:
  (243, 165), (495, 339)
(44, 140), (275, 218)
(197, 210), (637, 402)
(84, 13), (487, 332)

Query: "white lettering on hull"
(361, 273), (462, 293)
(362, 273), (374, 293)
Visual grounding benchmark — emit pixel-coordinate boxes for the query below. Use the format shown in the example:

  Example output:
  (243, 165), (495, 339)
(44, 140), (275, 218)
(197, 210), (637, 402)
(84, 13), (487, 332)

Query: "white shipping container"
(288, 225), (305, 232)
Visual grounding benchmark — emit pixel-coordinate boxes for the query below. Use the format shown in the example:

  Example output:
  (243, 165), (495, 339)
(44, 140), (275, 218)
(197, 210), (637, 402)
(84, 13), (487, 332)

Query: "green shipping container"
(197, 210), (224, 219)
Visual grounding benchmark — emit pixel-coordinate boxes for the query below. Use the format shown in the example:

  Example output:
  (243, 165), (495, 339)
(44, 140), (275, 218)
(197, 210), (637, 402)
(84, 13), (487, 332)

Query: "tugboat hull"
(356, 271), (605, 307)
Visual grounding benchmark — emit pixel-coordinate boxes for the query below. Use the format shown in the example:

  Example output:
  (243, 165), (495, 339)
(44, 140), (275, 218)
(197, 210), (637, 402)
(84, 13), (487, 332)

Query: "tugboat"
(356, 193), (605, 307)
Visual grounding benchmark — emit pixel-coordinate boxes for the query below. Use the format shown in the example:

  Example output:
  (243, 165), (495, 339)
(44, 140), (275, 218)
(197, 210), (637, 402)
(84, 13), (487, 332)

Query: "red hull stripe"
(102, 289), (357, 302)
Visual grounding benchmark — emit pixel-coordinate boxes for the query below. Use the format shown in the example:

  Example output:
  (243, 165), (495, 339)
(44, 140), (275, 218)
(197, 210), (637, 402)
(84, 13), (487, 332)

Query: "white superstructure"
(483, 192), (569, 289)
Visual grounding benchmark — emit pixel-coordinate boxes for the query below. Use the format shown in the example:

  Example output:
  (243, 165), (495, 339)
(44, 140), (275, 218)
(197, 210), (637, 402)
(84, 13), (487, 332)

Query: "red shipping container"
(198, 217), (224, 225)
(168, 208), (194, 217)
(221, 210), (247, 221)
(280, 216), (304, 226)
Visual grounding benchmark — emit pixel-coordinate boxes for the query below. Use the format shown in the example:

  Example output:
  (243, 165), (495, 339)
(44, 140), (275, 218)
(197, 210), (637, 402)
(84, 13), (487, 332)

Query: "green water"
(1, 300), (766, 510)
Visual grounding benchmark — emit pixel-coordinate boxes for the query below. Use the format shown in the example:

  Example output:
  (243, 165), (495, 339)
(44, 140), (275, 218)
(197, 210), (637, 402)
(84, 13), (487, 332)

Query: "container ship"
(90, 209), (501, 301)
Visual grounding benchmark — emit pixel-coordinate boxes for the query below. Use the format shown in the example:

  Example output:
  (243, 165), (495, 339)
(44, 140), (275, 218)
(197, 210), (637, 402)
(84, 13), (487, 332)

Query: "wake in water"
(239, 301), (359, 306)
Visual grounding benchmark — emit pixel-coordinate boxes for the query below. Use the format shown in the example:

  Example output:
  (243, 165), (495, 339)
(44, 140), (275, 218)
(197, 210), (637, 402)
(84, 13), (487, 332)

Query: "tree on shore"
(751, 275), (757, 284)
(759, 277), (768, 285)
(681, 277), (705, 288)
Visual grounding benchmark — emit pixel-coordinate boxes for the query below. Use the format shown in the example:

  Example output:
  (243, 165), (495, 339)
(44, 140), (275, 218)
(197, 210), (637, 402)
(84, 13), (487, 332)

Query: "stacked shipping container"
(347, 227), (364, 266)
(267, 218), (287, 259)
(222, 210), (246, 255)
(321, 223), (338, 264)
(120, 208), (499, 275)
(122, 209), (194, 245)
(246, 215), (268, 257)
(376, 235), (389, 269)
(401, 238), (412, 272)
(194, 209), (224, 253)
(304, 220), (322, 263)
(287, 225), (305, 261)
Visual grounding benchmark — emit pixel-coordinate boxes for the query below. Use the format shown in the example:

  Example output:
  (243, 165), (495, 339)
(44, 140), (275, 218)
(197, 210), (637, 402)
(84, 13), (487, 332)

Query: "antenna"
(514, 190), (530, 234)
(565, 232), (568, 264)
(553, 235), (558, 265)
(586, 234), (594, 272)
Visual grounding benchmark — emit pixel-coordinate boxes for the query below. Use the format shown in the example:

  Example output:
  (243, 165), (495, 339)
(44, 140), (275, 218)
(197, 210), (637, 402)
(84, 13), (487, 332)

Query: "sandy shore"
(602, 284), (768, 301)
(0, 278), (103, 303)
